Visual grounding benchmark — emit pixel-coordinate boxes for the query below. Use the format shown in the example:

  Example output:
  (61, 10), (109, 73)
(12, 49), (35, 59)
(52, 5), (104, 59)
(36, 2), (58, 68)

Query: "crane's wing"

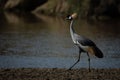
(74, 33), (103, 58)
(74, 34), (96, 46)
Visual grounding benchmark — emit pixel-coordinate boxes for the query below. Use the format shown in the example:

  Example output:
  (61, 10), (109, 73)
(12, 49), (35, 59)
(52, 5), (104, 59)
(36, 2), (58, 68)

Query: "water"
(0, 12), (120, 69)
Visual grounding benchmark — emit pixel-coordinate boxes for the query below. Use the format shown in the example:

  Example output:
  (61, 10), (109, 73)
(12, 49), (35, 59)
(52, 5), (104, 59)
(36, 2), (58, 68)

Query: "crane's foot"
(89, 69), (91, 72)
(66, 69), (71, 72)
(67, 68), (72, 71)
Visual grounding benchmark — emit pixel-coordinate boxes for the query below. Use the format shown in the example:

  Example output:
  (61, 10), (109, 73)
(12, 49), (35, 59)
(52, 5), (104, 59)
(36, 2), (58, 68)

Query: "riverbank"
(0, 68), (119, 80)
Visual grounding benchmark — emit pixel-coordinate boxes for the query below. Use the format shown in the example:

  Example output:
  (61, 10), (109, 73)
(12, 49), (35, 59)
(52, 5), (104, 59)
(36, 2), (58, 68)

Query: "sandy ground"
(0, 68), (120, 80)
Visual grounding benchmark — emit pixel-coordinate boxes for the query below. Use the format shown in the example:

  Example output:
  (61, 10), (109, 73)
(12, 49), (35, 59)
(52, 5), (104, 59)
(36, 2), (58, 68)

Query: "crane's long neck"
(70, 20), (76, 43)
(70, 20), (75, 34)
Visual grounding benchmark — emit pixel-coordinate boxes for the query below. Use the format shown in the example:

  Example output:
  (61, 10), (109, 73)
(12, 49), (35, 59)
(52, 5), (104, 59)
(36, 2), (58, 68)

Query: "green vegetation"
(67, 0), (90, 18)
(67, 0), (120, 19)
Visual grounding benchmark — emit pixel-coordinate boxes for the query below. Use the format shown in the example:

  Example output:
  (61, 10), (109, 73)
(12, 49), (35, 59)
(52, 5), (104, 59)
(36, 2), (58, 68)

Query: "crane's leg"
(68, 47), (81, 70)
(87, 52), (91, 72)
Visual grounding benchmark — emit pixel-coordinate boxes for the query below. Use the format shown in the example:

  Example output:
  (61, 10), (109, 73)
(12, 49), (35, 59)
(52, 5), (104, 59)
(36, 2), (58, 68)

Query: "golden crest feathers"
(71, 13), (77, 19)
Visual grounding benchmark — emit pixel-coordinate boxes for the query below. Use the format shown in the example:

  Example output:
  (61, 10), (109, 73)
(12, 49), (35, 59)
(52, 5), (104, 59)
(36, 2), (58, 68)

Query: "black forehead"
(66, 15), (71, 17)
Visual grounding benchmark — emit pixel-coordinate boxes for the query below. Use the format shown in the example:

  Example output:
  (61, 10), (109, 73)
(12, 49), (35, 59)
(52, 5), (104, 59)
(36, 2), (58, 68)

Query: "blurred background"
(0, 0), (120, 69)
(0, 0), (120, 19)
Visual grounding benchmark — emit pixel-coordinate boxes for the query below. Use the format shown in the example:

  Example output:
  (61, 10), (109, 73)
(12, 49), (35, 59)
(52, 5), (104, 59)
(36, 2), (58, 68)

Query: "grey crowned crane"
(66, 13), (103, 71)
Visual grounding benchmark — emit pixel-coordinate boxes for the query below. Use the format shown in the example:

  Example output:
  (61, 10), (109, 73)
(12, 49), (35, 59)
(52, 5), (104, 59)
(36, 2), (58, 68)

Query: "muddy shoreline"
(0, 68), (120, 80)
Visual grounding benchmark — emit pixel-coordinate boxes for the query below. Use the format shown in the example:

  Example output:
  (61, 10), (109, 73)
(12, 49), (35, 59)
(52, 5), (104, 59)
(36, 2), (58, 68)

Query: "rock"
(4, 0), (48, 12)
(34, 0), (69, 14)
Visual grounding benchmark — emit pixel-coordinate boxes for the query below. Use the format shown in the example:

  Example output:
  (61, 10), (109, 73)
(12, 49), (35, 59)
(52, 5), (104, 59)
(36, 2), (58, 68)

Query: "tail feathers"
(93, 46), (103, 58)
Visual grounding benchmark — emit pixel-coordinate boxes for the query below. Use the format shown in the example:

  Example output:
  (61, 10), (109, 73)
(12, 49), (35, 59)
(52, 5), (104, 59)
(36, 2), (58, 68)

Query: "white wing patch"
(77, 41), (89, 51)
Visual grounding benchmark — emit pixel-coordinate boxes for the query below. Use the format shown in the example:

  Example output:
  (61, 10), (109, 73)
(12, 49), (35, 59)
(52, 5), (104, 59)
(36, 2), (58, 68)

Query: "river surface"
(0, 12), (120, 69)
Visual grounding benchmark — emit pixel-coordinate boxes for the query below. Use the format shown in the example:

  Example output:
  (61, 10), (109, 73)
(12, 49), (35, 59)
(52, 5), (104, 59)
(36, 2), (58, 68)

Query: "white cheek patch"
(69, 16), (72, 19)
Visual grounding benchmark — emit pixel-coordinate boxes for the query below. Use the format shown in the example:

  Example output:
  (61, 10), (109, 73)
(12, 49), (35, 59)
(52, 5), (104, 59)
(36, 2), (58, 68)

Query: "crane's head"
(66, 13), (77, 21)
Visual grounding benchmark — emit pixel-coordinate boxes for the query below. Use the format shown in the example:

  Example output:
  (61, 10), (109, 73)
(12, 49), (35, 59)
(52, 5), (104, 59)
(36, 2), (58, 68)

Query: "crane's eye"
(66, 15), (72, 20)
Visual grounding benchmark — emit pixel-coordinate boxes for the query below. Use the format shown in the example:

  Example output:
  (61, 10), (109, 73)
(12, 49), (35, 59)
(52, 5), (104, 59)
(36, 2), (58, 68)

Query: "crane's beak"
(66, 17), (69, 20)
